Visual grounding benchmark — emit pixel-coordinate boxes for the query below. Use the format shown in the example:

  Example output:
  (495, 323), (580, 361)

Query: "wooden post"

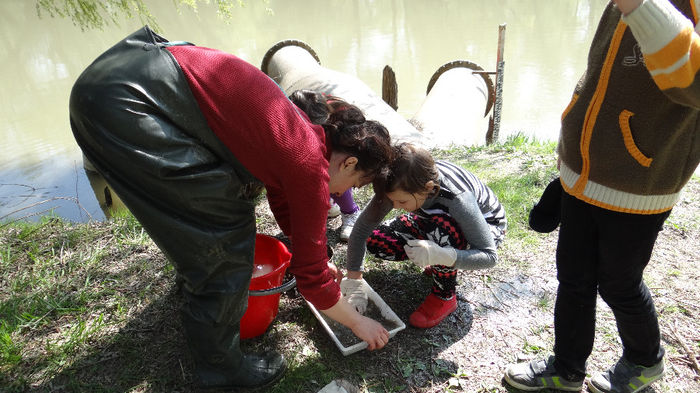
(490, 23), (506, 144)
(382, 65), (398, 110)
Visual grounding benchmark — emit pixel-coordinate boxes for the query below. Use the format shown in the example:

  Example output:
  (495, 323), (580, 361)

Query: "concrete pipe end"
(426, 60), (495, 117)
(261, 39), (321, 76)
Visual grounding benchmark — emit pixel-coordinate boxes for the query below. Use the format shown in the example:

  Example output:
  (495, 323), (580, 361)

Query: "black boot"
(195, 349), (286, 389)
(182, 314), (287, 389)
(201, 351), (287, 389)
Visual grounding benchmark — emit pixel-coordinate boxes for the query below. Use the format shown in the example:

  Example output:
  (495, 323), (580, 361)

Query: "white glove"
(340, 278), (369, 314)
(404, 239), (457, 268)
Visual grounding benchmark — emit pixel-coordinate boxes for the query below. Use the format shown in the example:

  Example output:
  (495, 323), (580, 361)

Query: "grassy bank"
(1, 136), (698, 393)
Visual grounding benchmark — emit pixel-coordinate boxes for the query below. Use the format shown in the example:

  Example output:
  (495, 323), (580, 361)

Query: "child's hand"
(404, 239), (457, 268)
(340, 278), (369, 314)
(612, 0), (643, 15)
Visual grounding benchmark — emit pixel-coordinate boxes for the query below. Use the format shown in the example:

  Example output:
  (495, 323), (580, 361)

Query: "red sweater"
(166, 45), (340, 310)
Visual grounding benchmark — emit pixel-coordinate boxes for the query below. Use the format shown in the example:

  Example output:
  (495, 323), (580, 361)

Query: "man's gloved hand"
(340, 278), (369, 314)
(404, 239), (457, 268)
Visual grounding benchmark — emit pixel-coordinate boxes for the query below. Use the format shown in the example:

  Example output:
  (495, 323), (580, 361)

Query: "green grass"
(0, 137), (576, 392)
(432, 134), (559, 243)
(0, 214), (167, 392)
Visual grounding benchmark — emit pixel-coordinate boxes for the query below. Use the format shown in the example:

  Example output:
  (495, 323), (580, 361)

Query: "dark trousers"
(553, 192), (670, 379)
(69, 26), (262, 385)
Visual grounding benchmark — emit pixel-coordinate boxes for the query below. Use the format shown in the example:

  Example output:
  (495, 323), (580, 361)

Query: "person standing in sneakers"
(343, 143), (506, 328)
(503, 0), (700, 392)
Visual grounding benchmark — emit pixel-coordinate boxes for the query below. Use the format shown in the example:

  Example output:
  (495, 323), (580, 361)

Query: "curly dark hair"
(289, 89), (394, 179)
(288, 89), (330, 124)
(373, 142), (440, 198)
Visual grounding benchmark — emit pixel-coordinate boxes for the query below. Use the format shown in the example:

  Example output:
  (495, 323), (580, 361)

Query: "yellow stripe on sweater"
(562, 182), (675, 215)
(561, 94), (579, 122)
(646, 27), (700, 89)
(651, 49), (700, 89)
(619, 110), (653, 167)
(560, 164), (677, 215)
(646, 27), (694, 70)
(572, 22), (628, 195)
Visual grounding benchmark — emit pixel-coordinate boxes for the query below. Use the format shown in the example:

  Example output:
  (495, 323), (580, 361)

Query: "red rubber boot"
(409, 293), (457, 328)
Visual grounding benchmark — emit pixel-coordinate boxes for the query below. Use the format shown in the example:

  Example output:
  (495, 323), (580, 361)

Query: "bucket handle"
(249, 276), (297, 297)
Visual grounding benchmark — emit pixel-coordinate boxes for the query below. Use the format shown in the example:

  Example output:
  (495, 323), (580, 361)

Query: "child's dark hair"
(374, 142), (440, 197)
(289, 89), (394, 179)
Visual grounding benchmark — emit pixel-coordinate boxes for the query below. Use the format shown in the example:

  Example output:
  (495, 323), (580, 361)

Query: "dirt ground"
(249, 170), (700, 393)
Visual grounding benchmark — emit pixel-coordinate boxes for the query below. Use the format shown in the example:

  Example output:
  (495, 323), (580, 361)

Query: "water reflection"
(0, 0), (607, 222)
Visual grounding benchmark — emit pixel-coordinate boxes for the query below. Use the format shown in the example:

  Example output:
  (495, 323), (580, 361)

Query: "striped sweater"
(346, 161), (506, 272)
(558, 0), (700, 214)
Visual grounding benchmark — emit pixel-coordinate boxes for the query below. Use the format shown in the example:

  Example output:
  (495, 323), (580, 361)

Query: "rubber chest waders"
(69, 26), (264, 385)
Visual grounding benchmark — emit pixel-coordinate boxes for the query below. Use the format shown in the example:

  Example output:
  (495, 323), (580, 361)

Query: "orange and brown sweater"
(558, 0), (700, 214)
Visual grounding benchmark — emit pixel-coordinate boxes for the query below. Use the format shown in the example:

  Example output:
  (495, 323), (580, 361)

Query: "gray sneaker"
(503, 356), (583, 391)
(339, 210), (360, 241)
(588, 358), (664, 393)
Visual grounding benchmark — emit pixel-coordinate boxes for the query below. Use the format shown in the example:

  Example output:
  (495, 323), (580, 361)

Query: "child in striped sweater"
(343, 143), (506, 328)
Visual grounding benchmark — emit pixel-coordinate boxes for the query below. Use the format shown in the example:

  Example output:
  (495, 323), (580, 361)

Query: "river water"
(0, 0), (606, 222)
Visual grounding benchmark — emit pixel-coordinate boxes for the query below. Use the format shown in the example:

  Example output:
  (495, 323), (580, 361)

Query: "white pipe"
(263, 44), (425, 146)
(411, 67), (491, 147)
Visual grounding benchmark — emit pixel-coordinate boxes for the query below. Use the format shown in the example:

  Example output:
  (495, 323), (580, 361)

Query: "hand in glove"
(340, 278), (369, 314)
(404, 239), (457, 268)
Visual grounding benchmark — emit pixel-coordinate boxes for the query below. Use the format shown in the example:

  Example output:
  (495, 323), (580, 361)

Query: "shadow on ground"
(27, 287), (195, 392)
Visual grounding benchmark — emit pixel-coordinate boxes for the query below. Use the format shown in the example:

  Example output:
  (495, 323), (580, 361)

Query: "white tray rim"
(305, 281), (406, 356)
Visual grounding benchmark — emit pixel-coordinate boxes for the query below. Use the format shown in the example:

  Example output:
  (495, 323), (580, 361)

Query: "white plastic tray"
(305, 280), (406, 356)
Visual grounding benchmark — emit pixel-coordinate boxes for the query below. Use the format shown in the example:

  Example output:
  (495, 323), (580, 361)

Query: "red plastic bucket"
(240, 234), (294, 339)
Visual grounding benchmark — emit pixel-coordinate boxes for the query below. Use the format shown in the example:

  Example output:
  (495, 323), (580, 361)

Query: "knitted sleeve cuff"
(623, 0), (693, 54)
